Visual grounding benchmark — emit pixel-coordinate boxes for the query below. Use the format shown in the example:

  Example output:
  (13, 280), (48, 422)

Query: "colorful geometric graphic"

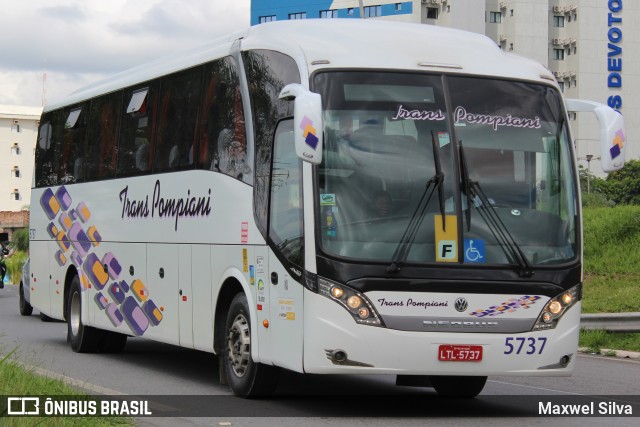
(611, 129), (625, 159)
(470, 295), (541, 318)
(300, 116), (319, 149)
(39, 185), (164, 336)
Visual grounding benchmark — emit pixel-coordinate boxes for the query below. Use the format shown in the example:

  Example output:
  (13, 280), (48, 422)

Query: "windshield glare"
(314, 72), (577, 267)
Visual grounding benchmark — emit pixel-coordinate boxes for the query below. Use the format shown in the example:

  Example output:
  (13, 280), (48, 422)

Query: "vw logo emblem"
(454, 297), (468, 312)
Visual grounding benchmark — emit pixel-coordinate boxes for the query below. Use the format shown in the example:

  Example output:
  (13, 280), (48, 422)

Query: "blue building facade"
(251, 1), (413, 25)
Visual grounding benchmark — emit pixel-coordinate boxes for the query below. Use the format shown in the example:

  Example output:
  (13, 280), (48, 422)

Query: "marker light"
(318, 277), (383, 327)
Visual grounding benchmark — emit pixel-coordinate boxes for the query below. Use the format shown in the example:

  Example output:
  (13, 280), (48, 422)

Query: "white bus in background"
(27, 20), (625, 397)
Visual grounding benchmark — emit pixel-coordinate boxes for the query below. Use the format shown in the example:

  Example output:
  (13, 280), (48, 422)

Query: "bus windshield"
(314, 71), (577, 268)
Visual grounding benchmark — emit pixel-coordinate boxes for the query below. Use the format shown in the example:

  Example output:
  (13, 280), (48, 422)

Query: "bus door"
(267, 119), (304, 371)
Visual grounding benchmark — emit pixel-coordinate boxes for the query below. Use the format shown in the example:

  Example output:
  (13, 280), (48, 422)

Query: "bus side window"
(117, 85), (158, 177)
(198, 57), (248, 180)
(59, 104), (89, 184)
(86, 91), (122, 181)
(155, 66), (202, 173)
(269, 119), (303, 266)
(243, 49), (300, 238)
(35, 110), (64, 187)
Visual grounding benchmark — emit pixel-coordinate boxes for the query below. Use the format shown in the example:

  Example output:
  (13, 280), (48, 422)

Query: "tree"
(11, 228), (29, 252)
(605, 159), (640, 205)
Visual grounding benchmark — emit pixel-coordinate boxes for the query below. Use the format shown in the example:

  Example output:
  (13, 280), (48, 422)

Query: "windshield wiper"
(387, 131), (446, 273)
(458, 141), (533, 278)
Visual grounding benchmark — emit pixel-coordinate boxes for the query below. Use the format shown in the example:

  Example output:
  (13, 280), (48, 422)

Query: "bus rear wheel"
(67, 275), (102, 353)
(223, 293), (279, 397)
(19, 282), (33, 316)
(430, 375), (487, 398)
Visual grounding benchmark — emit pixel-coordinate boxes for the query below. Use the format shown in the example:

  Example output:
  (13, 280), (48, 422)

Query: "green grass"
(582, 205), (640, 313)
(580, 205), (640, 355)
(1, 348), (131, 426)
(579, 329), (640, 354)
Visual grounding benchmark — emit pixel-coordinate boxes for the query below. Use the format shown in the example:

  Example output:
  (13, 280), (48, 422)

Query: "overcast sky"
(0, 0), (250, 107)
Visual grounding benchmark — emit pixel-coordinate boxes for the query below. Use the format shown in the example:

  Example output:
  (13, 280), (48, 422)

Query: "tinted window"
(58, 104), (89, 184)
(86, 91), (122, 180)
(242, 50), (300, 236)
(198, 57), (249, 180)
(154, 67), (202, 173)
(117, 84), (158, 176)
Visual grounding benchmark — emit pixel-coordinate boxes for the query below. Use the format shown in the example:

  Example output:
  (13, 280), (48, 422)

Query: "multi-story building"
(250, 0), (638, 174)
(0, 105), (41, 212)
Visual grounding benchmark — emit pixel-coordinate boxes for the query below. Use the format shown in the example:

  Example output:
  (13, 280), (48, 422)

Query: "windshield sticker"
(470, 295), (542, 318)
(435, 215), (458, 262)
(436, 132), (450, 148)
(391, 105), (446, 121)
(320, 194), (336, 206)
(464, 239), (486, 263)
(454, 106), (541, 131)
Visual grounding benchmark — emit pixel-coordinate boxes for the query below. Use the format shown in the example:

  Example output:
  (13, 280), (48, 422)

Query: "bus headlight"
(532, 284), (581, 331)
(318, 277), (383, 327)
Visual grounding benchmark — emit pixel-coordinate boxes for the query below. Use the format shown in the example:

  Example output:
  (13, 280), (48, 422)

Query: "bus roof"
(46, 19), (554, 112)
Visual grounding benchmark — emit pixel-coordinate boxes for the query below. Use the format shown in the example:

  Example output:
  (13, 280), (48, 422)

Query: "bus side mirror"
(279, 84), (323, 165)
(565, 99), (626, 173)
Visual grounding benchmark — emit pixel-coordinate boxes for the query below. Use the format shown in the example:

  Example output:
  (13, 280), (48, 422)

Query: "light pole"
(585, 154), (593, 193)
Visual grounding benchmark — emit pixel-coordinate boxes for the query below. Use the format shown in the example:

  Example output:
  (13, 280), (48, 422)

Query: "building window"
(395, 3), (402, 11)
(509, 43), (514, 51)
(426, 7), (438, 19)
(566, 47), (571, 56)
(490, 11), (501, 23)
(348, 8), (354, 15)
(320, 10), (338, 18)
(553, 16), (565, 27)
(569, 112), (577, 120)
(288, 12), (306, 20)
(510, 9), (514, 16)
(558, 81), (564, 92)
(12, 167), (20, 178)
(259, 15), (276, 23)
(573, 45), (577, 54)
(553, 48), (565, 60)
(12, 190), (20, 201)
(364, 5), (382, 18)
(11, 121), (20, 133)
(10, 144), (20, 155)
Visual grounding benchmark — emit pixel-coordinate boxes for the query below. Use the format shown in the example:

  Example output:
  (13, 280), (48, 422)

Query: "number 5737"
(504, 337), (547, 355)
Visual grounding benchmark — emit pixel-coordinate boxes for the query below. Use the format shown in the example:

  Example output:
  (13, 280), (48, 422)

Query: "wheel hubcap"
(226, 313), (250, 377)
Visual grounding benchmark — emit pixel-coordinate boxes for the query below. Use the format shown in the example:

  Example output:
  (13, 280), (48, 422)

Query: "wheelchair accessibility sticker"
(464, 239), (486, 263)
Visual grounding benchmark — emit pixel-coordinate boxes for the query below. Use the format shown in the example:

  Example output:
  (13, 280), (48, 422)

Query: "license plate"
(438, 345), (483, 362)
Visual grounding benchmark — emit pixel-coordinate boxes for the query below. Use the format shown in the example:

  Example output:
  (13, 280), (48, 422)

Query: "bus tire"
(67, 275), (101, 353)
(223, 293), (279, 397)
(430, 375), (487, 397)
(19, 282), (33, 316)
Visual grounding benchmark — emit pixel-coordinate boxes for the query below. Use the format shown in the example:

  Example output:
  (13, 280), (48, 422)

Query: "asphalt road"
(1, 284), (639, 426)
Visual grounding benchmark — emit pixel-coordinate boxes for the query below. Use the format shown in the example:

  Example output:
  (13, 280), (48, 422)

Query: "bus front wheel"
(223, 293), (279, 397)
(430, 375), (487, 397)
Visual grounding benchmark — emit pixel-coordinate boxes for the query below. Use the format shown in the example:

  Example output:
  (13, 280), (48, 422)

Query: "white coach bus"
(28, 20), (625, 397)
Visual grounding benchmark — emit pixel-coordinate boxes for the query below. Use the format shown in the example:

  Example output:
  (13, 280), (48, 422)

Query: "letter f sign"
(437, 240), (457, 262)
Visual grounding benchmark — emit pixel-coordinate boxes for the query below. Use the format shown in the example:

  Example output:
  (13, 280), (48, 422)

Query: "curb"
(578, 347), (640, 360)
